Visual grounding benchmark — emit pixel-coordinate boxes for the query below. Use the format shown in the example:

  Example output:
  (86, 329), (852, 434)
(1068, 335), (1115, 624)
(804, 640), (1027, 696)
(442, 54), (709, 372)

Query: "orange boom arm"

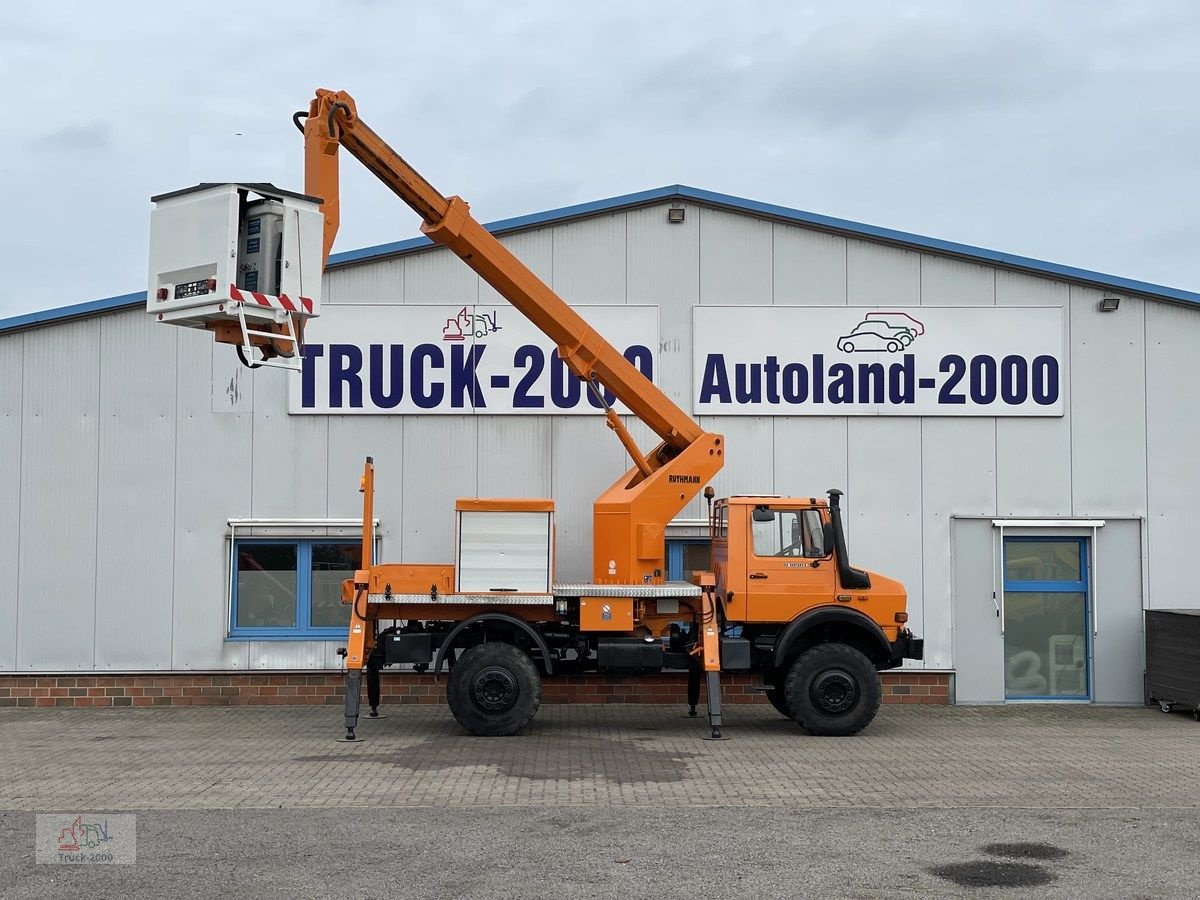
(303, 89), (723, 583)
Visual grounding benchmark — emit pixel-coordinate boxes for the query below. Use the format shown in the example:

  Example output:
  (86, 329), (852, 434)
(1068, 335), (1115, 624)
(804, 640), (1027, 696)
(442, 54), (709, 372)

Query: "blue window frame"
(1002, 536), (1090, 700)
(228, 539), (361, 641)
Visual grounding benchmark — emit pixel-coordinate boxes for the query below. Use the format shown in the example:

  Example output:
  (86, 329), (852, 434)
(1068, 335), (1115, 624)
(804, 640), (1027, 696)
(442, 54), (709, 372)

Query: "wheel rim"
(810, 668), (859, 716)
(470, 665), (519, 714)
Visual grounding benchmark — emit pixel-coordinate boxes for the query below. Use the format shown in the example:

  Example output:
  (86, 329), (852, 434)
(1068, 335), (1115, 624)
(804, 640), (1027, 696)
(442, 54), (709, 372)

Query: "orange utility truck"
(147, 89), (923, 741)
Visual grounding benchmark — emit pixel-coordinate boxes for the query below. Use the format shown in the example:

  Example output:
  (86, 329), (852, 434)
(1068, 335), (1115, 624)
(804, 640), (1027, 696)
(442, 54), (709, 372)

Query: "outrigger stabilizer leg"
(685, 658), (701, 718)
(703, 671), (726, 741)
(339, 670), (364, 742)
(366, 657), (385, 719)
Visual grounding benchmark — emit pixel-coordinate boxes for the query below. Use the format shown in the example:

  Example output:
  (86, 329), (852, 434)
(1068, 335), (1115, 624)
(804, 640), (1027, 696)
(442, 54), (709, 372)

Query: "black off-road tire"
(763, 681), (792, 724)
(783, 643), (881, 736)
(763, 688), (792, 718)
(447, 642), (541, 736)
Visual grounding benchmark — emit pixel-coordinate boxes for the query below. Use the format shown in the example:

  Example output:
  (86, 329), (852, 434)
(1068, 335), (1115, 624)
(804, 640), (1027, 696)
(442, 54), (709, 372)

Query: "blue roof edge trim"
(0, 291), (147, 334)
(673, 185), (1200, 306)
(3, 184), (1198, 335)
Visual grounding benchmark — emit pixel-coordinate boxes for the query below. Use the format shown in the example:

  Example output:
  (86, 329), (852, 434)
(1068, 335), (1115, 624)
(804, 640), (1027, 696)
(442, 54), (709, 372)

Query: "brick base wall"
(0, 672), (950, 708)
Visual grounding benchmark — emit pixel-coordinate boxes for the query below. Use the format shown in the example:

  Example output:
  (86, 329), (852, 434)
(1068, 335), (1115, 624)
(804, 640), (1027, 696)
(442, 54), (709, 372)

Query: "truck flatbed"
(367, 581), (702, 606)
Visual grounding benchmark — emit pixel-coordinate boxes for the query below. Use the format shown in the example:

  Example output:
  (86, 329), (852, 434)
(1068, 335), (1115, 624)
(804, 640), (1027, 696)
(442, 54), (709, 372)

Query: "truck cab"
(714, 494), (906, 634)
(710, 490), (922, 734)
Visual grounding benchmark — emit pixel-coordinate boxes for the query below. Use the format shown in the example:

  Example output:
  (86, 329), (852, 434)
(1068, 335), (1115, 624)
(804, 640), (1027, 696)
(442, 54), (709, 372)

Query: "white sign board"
(290, 304), (658, 414)
(693, 306), (1064, 416)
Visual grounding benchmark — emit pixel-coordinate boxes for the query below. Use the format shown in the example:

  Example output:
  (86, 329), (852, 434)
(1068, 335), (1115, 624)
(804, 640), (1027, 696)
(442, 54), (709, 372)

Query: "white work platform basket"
(147, 183), (324, 368)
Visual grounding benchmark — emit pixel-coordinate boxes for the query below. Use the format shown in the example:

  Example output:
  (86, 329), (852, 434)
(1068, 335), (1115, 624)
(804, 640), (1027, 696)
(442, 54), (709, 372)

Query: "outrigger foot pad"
(367, 709), (386, 719)
(684, 705), (698, 718)
(703, 727), (728, 741)
(337, 729), (363, 743)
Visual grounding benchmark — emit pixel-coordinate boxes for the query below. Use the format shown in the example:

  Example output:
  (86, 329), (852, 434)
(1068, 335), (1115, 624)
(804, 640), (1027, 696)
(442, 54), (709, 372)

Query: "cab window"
(751, 508), (827, 558)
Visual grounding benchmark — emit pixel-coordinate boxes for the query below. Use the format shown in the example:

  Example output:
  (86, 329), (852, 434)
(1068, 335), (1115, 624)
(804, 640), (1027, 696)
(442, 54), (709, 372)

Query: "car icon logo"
(837, 312), (924, 353)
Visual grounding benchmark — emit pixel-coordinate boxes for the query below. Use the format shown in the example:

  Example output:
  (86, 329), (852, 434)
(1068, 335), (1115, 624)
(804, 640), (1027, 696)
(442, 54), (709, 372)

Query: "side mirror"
(821, 523), (836, 557)
(752, 507), (774, 523)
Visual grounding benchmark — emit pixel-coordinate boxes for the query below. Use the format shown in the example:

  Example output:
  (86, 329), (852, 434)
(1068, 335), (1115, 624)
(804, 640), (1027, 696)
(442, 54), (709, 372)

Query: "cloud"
(33, 122), (112, 153)
(0, 1), (1198, 319)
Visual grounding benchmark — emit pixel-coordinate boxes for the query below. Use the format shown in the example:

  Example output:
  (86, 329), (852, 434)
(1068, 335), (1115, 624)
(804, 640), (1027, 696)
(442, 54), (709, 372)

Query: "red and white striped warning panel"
(229, 285), (314, 315)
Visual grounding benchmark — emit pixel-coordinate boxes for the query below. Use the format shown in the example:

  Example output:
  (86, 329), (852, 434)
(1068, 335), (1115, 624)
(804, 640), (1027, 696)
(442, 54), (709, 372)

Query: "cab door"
(744, 506), (835, 622)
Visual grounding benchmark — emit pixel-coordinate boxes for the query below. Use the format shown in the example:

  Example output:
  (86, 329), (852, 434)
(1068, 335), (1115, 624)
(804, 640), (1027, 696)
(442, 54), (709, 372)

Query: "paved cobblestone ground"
(0, 703), (1196, 810)
(2, 704), (1199, 898)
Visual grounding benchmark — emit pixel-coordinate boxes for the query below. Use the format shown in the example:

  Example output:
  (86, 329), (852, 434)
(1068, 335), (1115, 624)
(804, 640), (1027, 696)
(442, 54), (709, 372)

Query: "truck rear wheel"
(783, 643), (881, 736)
(447, 642), (541, 736)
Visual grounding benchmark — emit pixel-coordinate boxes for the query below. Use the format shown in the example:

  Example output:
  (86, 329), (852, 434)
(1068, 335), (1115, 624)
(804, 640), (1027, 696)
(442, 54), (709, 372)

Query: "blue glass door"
(1003, 537), (1090, 700)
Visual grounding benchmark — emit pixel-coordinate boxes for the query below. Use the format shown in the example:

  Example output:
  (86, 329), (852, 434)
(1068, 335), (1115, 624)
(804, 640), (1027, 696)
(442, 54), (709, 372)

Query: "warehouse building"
(2, 184), (1197, 706)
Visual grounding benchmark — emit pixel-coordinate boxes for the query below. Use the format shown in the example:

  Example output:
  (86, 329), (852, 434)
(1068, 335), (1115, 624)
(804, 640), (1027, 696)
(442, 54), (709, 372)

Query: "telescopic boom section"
(305, 89), (724, 583)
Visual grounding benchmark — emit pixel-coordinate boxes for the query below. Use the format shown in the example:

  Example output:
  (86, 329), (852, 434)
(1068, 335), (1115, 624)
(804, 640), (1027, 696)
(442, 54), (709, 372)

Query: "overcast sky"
(2, 1), (1198, 319)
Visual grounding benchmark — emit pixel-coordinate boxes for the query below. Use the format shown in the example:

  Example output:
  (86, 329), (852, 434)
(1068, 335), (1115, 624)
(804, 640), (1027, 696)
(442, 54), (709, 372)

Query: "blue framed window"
(229, 539), (361, 640)
(1002, 537), (1090, 700)
(667, 539), (710, 583)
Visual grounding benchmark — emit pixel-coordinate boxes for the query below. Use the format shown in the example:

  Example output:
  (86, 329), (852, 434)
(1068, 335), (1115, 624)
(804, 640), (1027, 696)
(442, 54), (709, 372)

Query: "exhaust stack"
(827, 489), (871, 590)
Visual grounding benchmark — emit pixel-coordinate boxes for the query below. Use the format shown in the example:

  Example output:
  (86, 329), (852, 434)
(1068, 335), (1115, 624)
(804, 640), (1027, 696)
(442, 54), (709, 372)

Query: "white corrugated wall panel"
(995, 271), (1072, 515)
(478, 417), (552, 498)
(847, 240), (920, 306)
(920, 256), (995, 306)
(1069, 286), (1146, 516)
(920, 419), (996, 670)
(251, 368), (329, 518)
(918, 254), (996, 670)
(772, 225), (847, 305)
(552, 214), (626, 303)
(248, 641), (328, 670)
(552, 417), (624, 580)
(403, 246), (479, 302)
(847, 418), (924, 664)
(211, 340), (253, 413)
(402, 415), (477, 563)
(0, 332), (22, 670)
(627, 204), (697, 409)
(17, 319), (100, 670)
(325, 257), (404, 303)
(1145, 300), (1200, 607)
(94, 311), (175, 669)
(171, 326), (250, 671)
(774, 417), (849, 500)
(699, 207), (773, 304)
(326, 417), (404, 552)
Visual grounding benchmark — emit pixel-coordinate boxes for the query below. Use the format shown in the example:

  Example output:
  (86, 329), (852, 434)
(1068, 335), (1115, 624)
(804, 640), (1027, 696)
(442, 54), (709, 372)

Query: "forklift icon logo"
(442, 307), (502, 342)
(56, 816), (112, 852)
(836, 311), (925, 354)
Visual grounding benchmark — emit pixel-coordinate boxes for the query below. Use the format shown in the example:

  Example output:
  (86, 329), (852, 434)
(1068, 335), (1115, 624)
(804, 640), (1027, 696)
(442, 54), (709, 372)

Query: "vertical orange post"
(346, 457), (374, 672)
(360, 456), (375, 570)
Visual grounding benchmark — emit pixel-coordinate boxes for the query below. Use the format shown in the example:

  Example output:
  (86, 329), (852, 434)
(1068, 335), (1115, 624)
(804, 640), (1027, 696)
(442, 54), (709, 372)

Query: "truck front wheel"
(783, 643), (881, 736)
(447, 642), (542, 736)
